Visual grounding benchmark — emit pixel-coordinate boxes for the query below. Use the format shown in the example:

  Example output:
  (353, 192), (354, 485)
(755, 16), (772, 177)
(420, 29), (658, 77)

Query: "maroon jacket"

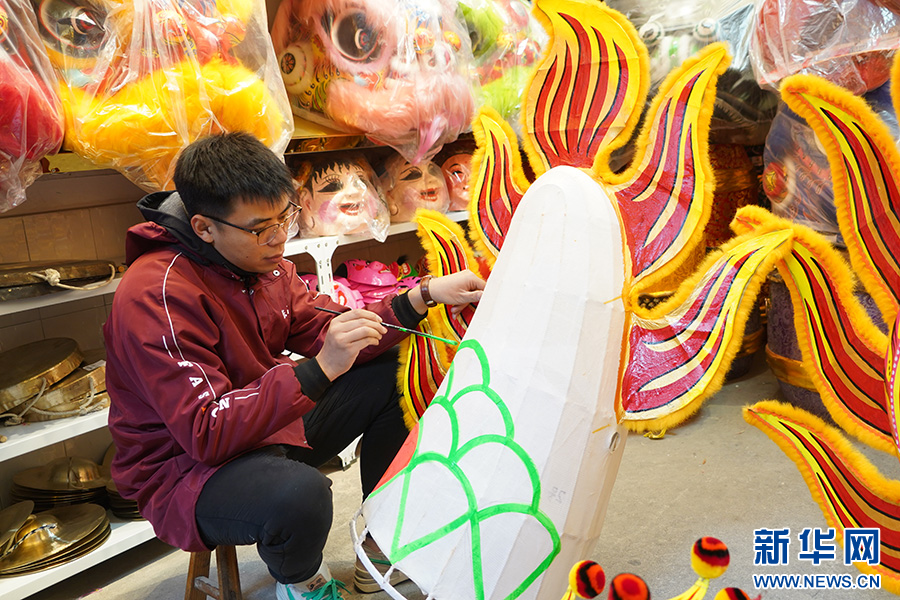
(104, 192), (413, 551)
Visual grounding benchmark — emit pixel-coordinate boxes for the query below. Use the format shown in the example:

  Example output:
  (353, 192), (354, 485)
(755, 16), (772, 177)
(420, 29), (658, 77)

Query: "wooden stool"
(185, 545), (243, 600)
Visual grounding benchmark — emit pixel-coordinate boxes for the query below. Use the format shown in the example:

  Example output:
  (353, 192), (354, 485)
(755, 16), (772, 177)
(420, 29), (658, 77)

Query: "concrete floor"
(28, 355), (898, 600)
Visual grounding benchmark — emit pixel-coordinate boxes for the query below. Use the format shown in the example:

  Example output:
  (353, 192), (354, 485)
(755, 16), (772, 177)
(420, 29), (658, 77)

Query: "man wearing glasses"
(103, 132), (485, 600)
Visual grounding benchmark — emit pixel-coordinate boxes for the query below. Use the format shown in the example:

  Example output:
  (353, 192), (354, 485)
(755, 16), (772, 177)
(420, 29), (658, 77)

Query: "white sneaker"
(354, 537), (410, 593)
(276, 561), (348, 600)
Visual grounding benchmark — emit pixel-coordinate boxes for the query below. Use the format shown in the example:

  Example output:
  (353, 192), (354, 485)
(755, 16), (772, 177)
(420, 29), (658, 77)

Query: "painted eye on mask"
(35, 0), (106, 61)
(326, 9), (380, 63)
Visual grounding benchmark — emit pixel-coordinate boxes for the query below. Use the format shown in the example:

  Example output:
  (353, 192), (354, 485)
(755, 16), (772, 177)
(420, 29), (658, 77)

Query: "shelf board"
(0, 277), (121, 317)
(0, 516), (156, 600)
(0, 212), (469, 316)
(0, 409), (110, 463)
(284, 210), (469, 257)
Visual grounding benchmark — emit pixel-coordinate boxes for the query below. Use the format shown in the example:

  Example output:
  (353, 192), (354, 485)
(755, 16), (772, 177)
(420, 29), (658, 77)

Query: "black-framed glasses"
(203, 202), (301, 245)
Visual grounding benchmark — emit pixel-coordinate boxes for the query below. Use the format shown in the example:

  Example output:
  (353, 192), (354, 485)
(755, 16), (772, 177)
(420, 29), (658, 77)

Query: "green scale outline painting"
(371, 339), (561, 600)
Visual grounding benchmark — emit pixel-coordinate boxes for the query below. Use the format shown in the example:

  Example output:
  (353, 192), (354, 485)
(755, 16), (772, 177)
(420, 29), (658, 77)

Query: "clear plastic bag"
(271, 0), (476, 165)
(607, 0), (779, 145)
(293, 153), (390, 241)
(762, 82), (899, 247)
(33, 0), (292, 192)
(458, 0), (547, 128)
(750, 0), (900, 94)
(0, 0), (64, 212)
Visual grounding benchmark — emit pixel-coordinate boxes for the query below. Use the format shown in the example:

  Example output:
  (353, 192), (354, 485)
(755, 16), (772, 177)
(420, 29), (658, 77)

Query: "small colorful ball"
(608, 573), (649, 600)
(713, 588), (752, 600)
(691, 537), (730, 579)
(569, 560), (606, 598)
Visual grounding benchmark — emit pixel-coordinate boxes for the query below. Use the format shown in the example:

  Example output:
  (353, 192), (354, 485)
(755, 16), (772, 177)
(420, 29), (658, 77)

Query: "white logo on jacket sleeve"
(210, 397), (229, 418)
(282, 309), (290, 319)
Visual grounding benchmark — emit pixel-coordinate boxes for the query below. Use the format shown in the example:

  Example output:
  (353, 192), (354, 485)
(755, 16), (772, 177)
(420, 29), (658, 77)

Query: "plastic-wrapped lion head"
(32, 0), (292, 191)
(271, 0), (476, 165)
(0, 0), (63, 211)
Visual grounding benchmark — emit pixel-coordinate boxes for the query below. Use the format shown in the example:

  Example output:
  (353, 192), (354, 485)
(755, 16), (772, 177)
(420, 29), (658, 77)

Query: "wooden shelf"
(0, 516), (156, 600)
(41, 116), (372, 175)
(0, 278), (121, 318)
(0, 211), (469, 317)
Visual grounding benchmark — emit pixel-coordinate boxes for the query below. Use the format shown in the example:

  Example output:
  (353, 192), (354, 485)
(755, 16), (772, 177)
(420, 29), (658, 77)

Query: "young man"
(103, 132), (484, 600)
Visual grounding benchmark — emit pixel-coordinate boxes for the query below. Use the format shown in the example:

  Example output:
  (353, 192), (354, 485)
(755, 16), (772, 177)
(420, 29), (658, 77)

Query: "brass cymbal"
(32, 364), (106, 411)
(101, 443), (116, 471)
(0, 504), (108, 572)
(0, 339), (83, 412)
(13, 457), (108, 491)
(0, 519), (110, 575)
(0, 501), (34, 557)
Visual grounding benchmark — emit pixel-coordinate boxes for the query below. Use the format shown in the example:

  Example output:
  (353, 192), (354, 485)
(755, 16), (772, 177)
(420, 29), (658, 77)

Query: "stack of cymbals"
(0, 339), (109, 424)
(11, 457), (109, 512)
(106, 480), (142, 520)
(101, 445), (143, 520)
(0, 501), (110, 577)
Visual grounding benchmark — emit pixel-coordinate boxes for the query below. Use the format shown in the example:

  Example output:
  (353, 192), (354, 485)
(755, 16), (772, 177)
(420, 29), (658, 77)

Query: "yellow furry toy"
(31, 0), (292, 191)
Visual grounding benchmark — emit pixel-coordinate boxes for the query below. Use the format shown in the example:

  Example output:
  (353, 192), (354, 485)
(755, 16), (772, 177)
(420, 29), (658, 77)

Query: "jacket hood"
(128, 191), (256, 280)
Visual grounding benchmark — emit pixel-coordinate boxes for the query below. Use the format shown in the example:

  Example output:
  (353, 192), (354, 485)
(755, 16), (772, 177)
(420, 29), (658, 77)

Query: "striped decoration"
(613, 46), (726, 293)
(745, 401), (900, 594)
(781, 75), (900, 325)
(522, 0), (648, 175)
(621, 229), (792, 430)
(468, 107), (529, 264)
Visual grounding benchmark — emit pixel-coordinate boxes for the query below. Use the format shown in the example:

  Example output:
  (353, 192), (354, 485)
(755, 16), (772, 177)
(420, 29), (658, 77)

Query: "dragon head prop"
(271, 0), (475, 165)
(351, 2), (797, 599)
(32, 0), (292, 191)
(0, 0), (63, 211)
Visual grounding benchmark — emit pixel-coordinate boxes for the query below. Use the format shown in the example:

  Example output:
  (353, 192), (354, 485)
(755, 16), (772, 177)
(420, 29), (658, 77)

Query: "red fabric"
(0, 65), (60, 160)
(104, 222), (407, 551)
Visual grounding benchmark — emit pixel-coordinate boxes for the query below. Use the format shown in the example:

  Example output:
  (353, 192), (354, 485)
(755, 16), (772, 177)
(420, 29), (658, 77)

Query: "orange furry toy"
(32, 0), (292, 191)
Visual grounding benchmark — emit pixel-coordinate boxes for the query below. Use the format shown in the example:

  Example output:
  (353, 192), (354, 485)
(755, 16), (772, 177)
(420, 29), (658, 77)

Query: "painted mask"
(379, 152), (449, 223)
(296, 154), (390, 240)
(435, 139), (475, 212)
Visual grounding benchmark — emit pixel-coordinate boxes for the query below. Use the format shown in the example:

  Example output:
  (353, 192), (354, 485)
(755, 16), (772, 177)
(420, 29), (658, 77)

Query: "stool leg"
(216, 545), (243, 600)
(185, 551), (212, 600)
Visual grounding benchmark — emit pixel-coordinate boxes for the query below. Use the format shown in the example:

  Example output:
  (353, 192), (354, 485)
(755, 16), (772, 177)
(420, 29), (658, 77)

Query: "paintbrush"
(314, 306), (459, 345)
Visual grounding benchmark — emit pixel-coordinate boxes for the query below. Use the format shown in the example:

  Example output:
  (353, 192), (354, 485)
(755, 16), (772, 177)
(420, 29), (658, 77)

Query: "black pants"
(194, 349), (408, 584)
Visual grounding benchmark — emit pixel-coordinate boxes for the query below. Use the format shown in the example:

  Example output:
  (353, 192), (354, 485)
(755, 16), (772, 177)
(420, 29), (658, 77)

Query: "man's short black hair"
(173, 132), (297, 218)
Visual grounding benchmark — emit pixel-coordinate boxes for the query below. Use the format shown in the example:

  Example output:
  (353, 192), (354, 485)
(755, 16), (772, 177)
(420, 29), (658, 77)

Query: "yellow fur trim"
(893, 53), (900, 128)
(467, 106), (531, 271)
(396, 337), (418, 431)
(780, 73), (900, 324)
(624, 228), (792, 432)
(599, 42), (727, 187)
(744, 400), (900, 594)
(732, 206), (894, 454)
(522, 0), (650, 178)
(615, 44), (729, 300)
